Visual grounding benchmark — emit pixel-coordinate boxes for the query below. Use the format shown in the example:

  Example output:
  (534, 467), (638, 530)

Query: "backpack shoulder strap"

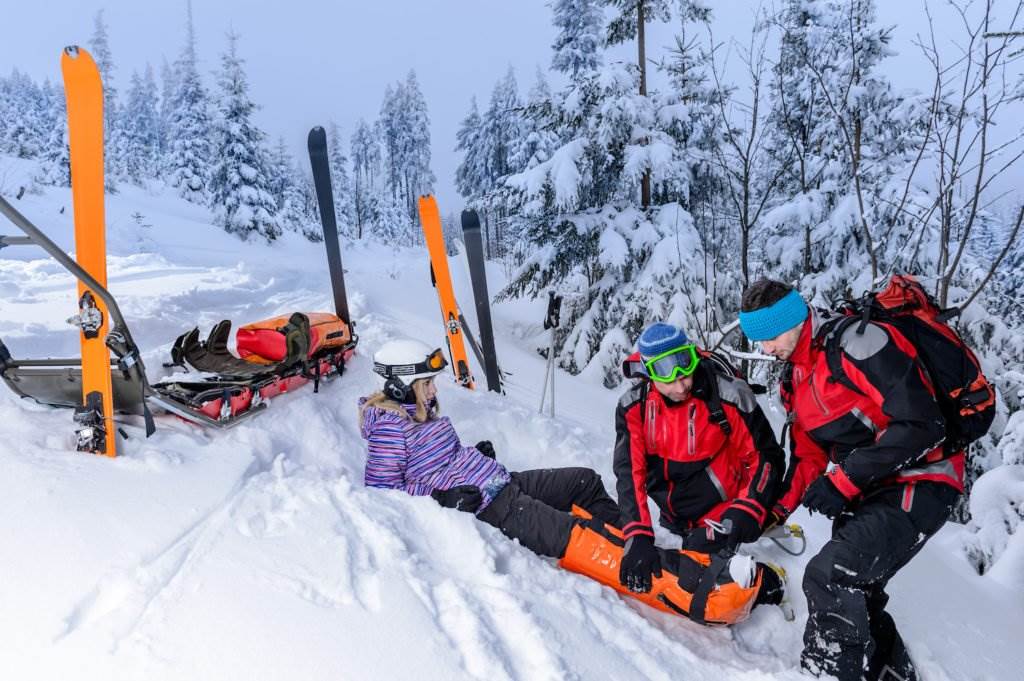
(639, 380), (650, 425)
(818, 315), (868, 397)
(701, 362), (733, 435)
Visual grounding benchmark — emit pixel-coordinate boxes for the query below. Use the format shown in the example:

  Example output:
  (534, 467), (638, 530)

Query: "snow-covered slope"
(1, 165), (1021, 680)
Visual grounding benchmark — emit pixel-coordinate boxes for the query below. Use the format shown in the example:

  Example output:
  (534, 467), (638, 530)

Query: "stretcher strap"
(687, 552), (731, 625)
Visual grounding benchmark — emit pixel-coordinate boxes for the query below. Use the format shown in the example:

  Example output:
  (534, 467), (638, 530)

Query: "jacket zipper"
(688, 403), (696, 456)
(809, 368), (830, 415)
(645, 399), (657, 454)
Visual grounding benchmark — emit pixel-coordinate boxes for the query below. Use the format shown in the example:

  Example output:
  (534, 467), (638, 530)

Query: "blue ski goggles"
(643, 344), (701, 383)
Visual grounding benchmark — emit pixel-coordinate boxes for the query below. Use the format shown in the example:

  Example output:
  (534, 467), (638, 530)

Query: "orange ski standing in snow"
(62, 46), (117, 456)
(417, 194), (474, 389)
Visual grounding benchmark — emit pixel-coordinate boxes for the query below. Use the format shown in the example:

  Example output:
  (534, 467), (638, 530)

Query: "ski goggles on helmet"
(643, 344), (700, 383)
(373, 348), (448, 380)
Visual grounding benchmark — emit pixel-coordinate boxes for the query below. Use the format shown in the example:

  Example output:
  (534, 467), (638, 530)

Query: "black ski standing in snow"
(308, 126), (352, 327)
(461, 209), (501, 393)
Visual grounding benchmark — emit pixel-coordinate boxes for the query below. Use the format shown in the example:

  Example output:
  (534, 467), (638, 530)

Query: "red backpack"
(816, 275), (996, 452)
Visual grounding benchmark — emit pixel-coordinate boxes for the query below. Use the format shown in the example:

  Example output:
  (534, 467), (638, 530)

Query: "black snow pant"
(476, 467), (620, 558)
(801, 481), (958, 681)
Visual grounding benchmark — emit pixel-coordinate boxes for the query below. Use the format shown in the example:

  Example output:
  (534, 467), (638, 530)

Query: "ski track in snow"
(1, 172), (1022, 680)
(57, 431), (279, 650)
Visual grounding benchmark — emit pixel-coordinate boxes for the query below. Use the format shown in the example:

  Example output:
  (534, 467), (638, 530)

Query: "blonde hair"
(359, 378), (440, 424)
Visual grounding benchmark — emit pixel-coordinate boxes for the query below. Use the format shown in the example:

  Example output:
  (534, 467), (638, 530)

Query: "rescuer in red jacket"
(739, 279), (958, 681)
(614, 322), (784, 594)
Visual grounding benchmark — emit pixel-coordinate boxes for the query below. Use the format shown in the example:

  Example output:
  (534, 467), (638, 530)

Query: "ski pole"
(538, 292), (562, 417)
(539, 346), (551, 415)
(548, 327), (556, 418)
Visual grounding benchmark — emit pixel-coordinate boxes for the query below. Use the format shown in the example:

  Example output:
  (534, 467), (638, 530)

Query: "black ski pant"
(801, 481), (958, 681)
(477, 467), (620, 558)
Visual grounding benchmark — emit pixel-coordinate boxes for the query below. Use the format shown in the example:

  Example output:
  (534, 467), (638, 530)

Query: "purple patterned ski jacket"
(359, 398), (511, 512)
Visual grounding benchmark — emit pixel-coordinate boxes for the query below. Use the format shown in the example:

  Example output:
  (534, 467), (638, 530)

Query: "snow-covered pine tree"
(266, 137), (293, 219)
(455, 96), (486, 203)
(158, 57), (178, 175)
(377, 71), (435, 234)
(550, 0), (604, 78)
(0, 74), (9, 151)
(36, 82), (70, 187)
(454, 68), (524, 258)
(266, 138), (318, 241)
(326, 121), (355, 237)
(399, 71), (435, 221)
(509, 68), (560, 178)
(471, 2), (602, 272)
(283, 168), (320, 241)
(118, 66), (161, 185)
(88, 9), (119, 189)
(479, 67), (524, 257)
(603, 0), (674, 208)
(208, 32), (280, 242)
(760, 0), (829, 279)
(503, 68), (562, 268)
(370, 193), (416, 245)
(34, 78), (58, 144)
(378, 83), (401, 205)
(350, 118), (381, 240)
(166, 0), (212, 203)
(1, 70), (46, 159)
(482, 68), (522, 186)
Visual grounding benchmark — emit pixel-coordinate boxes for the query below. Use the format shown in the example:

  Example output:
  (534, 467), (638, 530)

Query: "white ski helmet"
(373, 339), (448, 400)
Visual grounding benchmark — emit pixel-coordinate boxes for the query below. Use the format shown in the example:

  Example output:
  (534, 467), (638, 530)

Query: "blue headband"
(738, 289), (808, 341)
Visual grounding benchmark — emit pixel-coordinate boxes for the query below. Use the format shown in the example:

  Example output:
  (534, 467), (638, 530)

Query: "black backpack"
(816, 275), (995, 452)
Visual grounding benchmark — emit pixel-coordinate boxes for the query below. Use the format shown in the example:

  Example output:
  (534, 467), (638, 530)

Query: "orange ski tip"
(64, 45), (81, 58)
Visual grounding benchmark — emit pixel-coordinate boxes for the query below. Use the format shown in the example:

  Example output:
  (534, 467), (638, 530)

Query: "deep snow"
(0, 157), (1021, 680)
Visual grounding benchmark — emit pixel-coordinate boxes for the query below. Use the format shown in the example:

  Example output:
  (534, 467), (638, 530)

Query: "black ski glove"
(431, 485), (483, 513)
(619, 535), (662, 593)
(720, 506), (763, 550)
(474, 440), (496, 459)
(802, 476), (848, 519)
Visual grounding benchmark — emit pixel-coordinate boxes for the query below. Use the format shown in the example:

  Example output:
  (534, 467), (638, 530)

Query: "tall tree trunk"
(637, 1), (651, 209)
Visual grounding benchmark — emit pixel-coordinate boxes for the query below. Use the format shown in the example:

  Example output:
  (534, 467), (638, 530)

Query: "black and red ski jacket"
(613, 358), (784, 541)
(776, 310), (961, 516)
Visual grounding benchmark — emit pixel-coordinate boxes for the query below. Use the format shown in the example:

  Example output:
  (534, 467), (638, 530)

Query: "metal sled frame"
(0, 196), (154, 422)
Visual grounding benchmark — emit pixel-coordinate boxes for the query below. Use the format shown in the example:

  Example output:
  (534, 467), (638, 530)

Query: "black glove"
(619, 535), (662, 593)
(431, 485), (483, 513)
(474, 440), (496, 459)
(802, 476), (848, 519)
(720, 506), (763, 550)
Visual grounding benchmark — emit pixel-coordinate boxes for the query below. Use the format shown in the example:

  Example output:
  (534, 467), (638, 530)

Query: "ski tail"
(417, 195), (474, 389)
(460, 209), (501, 393)
(307, 126), (352, 327)
(62, 45), (116, 456)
